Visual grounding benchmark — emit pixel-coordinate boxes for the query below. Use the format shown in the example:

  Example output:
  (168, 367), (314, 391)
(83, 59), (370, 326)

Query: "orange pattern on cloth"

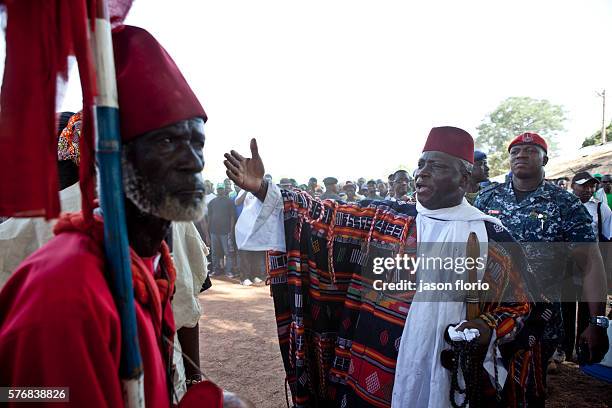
(57, 111), (82, 165)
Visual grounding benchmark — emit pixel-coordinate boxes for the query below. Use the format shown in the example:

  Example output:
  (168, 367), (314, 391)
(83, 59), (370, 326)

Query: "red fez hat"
(112, 26), (207, 142)
(508, 132), (547, 153)
(422, 126), (474, 163)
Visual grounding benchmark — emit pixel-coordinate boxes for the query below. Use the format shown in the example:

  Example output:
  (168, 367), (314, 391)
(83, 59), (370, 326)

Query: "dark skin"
(415, 151), (469, 210)
(224, 140), (492, 346)
(124, 118), (204, 255)
(377, 182), (388, 198)
(509, 144), (548, 192)
(467, 158), (489, 193)
(177, 324), (201, 384)
(210, 187), (236, 246)
(602, 175), (611, 193)
(510, 144), (608, 363)
(572, 181), (598, 203)
(344, 185), (357, 201)
(124, 117), (206, 379)
(325, 183), (339, 194)
(279, 178), (292, 189)
(393, 170), (411, 200)
(366, 182), (378, 199)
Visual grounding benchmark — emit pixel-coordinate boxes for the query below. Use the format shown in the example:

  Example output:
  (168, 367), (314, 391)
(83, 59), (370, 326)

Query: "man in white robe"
(225, 127), (533, 407)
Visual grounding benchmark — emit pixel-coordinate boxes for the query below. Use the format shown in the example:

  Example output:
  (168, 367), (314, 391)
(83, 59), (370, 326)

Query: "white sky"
(51, 0), (612, 182)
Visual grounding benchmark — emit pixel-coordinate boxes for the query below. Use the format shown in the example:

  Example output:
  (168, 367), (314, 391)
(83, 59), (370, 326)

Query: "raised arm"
(224, 139), (268, 201)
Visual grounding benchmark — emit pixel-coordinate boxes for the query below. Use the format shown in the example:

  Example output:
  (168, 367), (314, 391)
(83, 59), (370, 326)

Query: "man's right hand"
(224, 139), (265, 194)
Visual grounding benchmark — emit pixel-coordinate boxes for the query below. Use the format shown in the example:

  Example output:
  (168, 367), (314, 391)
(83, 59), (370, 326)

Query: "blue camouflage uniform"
(474, 179), (595, 343)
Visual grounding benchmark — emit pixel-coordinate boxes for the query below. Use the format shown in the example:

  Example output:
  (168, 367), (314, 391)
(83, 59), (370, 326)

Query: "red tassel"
(0, 0), (131, 221)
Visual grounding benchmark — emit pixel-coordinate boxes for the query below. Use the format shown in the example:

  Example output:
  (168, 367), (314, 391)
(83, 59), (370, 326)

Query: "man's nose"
(177, 145), (204, 172)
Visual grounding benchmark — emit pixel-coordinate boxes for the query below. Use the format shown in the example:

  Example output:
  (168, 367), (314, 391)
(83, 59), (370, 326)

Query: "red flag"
(0, 0), (133, 220)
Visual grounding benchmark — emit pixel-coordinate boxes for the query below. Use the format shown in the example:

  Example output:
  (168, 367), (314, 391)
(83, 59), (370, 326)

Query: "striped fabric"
(269, 191), (531, 407)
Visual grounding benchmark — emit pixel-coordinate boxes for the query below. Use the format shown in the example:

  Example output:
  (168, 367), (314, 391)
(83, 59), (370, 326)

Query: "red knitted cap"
(422, 126), (474, 164)
(112, 26), (207, 142)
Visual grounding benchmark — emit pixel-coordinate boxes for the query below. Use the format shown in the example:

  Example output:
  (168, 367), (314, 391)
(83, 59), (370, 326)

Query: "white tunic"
(235, 187), (508, 407)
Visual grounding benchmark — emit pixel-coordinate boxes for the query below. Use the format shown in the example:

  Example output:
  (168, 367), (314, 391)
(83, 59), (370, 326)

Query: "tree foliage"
(476, 97), (566, 177)
(582, 121), (612, 147)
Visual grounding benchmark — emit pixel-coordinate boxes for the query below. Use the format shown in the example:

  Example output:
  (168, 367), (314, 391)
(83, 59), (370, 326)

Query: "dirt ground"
(199, 278), (289, 408)
(546, 361), (610, 408)
(199, 278), (611, 408)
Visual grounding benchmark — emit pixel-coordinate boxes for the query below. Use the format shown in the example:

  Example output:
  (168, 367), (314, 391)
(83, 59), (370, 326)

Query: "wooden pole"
(465, 232), (481, 321)
(90, 1), (144, 406)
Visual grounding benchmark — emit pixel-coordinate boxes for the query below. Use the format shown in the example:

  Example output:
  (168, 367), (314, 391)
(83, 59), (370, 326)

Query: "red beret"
(422, 126), (474, 164)
(112, 26), (207, 142)
(508, 132), (547, 153)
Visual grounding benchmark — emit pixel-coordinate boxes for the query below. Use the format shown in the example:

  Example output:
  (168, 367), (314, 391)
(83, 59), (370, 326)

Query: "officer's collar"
(505, 179), (552, 201)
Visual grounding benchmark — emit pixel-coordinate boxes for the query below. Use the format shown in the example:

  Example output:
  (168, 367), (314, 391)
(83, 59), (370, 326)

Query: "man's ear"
(542, 154), (549, 167)
(458, 171), (470, 190)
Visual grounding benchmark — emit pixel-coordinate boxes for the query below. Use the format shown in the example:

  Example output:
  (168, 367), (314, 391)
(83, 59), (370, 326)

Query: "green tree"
(476, 97), (566, 177)
(582, 121), (612, 147)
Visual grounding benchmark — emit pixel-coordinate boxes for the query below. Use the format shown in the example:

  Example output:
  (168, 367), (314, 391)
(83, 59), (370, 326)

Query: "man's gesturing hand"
(224, 139), (265, 194)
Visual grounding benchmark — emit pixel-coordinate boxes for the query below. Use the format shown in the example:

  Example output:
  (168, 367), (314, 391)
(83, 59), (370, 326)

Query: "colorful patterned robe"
(267, 190), (532, 407)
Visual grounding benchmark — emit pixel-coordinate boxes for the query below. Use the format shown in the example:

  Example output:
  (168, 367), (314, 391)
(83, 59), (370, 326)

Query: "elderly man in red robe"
(0, 26), (225, 407)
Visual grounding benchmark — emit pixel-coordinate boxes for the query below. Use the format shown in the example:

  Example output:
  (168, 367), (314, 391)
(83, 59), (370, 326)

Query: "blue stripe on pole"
(96, 106), (143, 378)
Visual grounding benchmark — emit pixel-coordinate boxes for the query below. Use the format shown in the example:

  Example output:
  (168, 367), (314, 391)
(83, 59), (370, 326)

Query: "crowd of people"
(0, 20), (610, 408)
(199, 172), (420, 286)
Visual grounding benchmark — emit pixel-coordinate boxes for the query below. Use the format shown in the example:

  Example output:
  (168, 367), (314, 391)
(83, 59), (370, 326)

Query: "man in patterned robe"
(226, 127), (534, 407)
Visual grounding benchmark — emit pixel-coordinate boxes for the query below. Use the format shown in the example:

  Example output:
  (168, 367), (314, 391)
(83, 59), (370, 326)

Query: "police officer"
(475, 132), (609, 400)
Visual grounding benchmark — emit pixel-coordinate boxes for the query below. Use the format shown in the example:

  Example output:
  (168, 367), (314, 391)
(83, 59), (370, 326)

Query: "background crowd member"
(279, 178), (293, 189)
(224, 178), (236, 199)
(571, 172), (612, 242)
(357, 177), (367, 195)
(208, 183), (236, 277)
(596, 174), (612, 209)
(387, 173), (395, 199)
(321, 177), (342, 200)
(561, 171), (612, 361)
(475, 132), (609, 404)
(204, 180), (216, 220)
(465, 150), (490, 204)
(365, 179), (382, 200)
(557, 176), (570, 191)
(376, 180), (389, 199)
(234, 189), (265, 286)
(307, 177), (318, 197)
(391, 170), (413, 202)
(341, 181), (361, 203)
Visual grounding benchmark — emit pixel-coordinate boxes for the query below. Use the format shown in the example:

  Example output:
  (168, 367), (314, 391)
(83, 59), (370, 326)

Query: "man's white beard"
(122, 154), (205, 222)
